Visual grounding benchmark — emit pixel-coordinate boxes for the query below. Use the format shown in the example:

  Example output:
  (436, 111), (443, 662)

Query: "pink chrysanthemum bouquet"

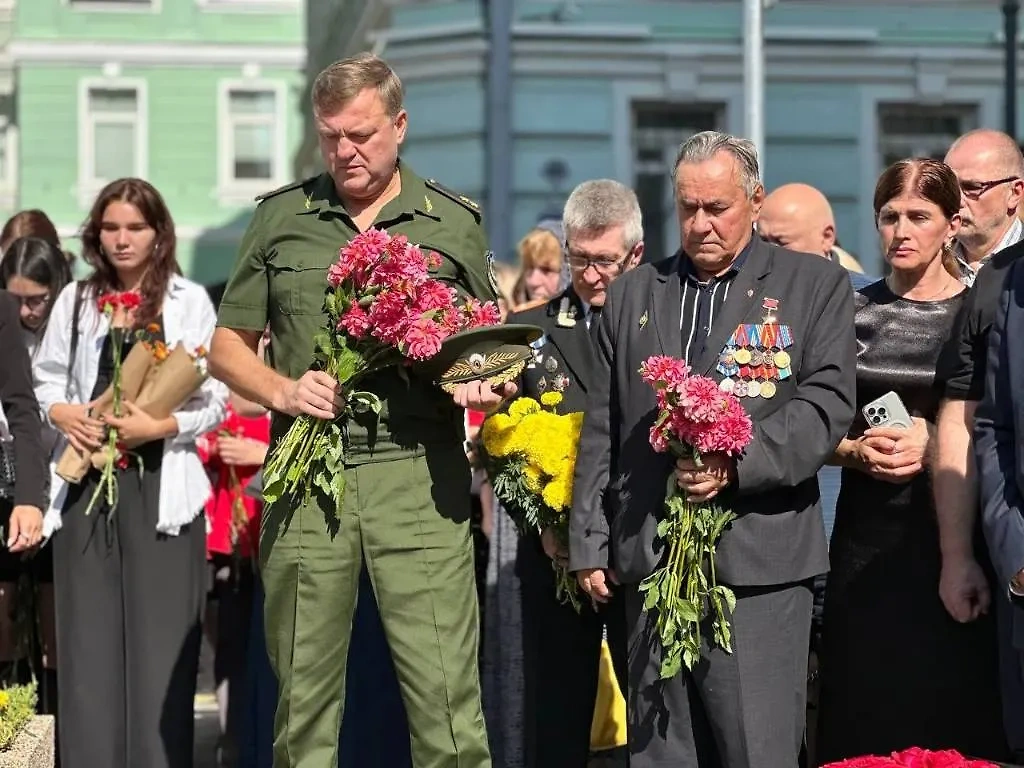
(637, 355), (753, 679)
(261, 228), (500, 513)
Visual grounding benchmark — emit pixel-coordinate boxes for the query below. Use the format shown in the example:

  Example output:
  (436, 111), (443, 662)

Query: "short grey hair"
(673, 131), (761, 198)
(562, 179), (644, 251)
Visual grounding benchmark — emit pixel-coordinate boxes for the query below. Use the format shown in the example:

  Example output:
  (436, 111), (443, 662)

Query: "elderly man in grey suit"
(976, 255), (1024, 762)
(569, 131), (856, 768)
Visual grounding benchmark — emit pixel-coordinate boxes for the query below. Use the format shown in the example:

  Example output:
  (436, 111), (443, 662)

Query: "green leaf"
(314, 470), (331, 497)
(659, 615), (678, 647)
(262, 478), (284, 503)
(682, 647), (697, 672)
(660, 648), (683, 680)
(656, 518), (670, 538)
(676, 600), (700, 625)
(313, 329), (333, 357)
(716, 584), (737, 614)
(348, 391), (382, 415)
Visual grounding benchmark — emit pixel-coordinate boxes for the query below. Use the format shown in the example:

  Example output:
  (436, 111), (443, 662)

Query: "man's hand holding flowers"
(675, 453), (736, 503)
(272, 369), (346, 420)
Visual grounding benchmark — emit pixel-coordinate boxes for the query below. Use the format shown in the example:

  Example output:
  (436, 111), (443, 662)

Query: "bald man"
(938, 130), (1024, 759)
(945, 129), (1024, 286)
(758, 183), (876, 291)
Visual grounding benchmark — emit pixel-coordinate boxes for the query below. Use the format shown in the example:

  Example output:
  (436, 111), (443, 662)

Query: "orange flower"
(146, 323), (161, 334)
(194, 345), (208, 358)
(152, 341), (170, 362)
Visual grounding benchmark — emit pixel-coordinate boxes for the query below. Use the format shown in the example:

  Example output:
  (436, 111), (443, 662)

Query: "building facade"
(359, 0), (1020, 272)
(8, 0), (305, 284)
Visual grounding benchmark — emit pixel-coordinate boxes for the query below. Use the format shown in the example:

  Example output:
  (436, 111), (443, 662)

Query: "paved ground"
(193, 696), (221, 768)
(193, 633), (221, 768)
(188, 634), (629, 768)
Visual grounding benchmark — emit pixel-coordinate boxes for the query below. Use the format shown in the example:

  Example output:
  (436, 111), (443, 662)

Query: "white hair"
(561, 179), (644, 251)
(673, 131), (761, 197)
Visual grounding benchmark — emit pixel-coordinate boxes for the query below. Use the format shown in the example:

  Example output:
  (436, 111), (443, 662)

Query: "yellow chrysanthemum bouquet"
(481, 392), (584, 611)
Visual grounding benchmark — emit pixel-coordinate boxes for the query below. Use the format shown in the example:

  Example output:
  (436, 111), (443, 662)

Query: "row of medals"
(718, 346), (792, 399)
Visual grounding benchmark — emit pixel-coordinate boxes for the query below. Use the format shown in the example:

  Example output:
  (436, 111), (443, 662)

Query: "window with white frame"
(82, 85), (143, 187)
(632, 103), (721, 264)
(877, 104), (979, 168)
(220, 85), (281, 192)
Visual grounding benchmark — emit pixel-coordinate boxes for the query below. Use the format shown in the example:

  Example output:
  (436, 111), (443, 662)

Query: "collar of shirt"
(306, 160), (439, 227)
(679, 231), (754, 286)
(954, 217), (1024, 284)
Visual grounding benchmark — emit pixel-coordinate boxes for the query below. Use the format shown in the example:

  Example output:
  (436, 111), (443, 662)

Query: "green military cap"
(427, 324), (543, 394)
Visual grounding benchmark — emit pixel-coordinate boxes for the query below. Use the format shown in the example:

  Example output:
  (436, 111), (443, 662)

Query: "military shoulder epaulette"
(254, 176), (317, 203)
(425, 178), (481, 217)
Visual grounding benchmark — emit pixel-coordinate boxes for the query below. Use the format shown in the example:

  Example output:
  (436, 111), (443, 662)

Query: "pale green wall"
(16, 0), (303, 45)
(11, 0), (306, 285)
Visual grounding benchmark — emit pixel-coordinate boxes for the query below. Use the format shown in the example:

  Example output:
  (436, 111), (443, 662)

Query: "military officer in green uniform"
(209, 53), (501, 768)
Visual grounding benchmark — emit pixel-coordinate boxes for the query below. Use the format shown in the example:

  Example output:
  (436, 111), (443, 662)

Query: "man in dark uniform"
(508, 179), (642, 767)
(571, 131), (855, 768)
(209, 53), (495, 768)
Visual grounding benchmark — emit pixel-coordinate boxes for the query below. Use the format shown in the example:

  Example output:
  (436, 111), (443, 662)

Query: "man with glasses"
(936, 129), (1024, 760)
(507, 179), (642, 767)
(945, 129), (1024, 286)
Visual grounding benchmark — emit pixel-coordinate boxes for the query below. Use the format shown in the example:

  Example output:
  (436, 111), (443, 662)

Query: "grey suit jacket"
(569, 238), (856, 587)
(976, 258), (1024, 591)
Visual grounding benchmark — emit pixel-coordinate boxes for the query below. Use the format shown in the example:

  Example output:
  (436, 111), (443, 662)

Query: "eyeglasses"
(10, 292), (50, 312)
(567, 253), (630, 274)
(959, 176), (1019, 200)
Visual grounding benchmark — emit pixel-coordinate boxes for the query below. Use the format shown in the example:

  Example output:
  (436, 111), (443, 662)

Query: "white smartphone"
(862, 391), (913, 430)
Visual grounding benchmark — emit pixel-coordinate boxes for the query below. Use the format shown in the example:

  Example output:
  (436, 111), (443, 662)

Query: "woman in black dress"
(816, 158), (1007, 764)
(33, 179), (227, 768)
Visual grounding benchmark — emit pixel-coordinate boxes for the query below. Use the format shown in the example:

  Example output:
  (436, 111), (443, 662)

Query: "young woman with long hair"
(33, 178), (228, 768)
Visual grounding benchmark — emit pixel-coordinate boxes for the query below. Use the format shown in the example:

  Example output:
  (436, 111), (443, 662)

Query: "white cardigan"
(34, 276), (228, 536)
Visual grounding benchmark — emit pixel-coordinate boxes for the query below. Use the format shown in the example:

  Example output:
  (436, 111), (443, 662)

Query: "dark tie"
(588, 307), (602, 343)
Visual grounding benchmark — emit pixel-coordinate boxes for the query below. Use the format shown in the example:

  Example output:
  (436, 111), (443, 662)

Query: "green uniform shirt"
(217, 162), (497, 464)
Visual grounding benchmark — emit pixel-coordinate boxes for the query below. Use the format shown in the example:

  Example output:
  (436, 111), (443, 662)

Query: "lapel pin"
(556, 296), (577, 328)
(746, 289), (753, 298)
(639, 310), (648, 329)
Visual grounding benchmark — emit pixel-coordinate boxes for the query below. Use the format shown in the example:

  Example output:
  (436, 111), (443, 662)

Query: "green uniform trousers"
(259, 444), (491, 768)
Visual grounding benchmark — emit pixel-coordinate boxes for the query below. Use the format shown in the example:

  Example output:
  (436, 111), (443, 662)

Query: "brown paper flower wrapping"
(55, 343), (156, 484)
(132, 343), (206, 419)
(55, 343), (206, 484)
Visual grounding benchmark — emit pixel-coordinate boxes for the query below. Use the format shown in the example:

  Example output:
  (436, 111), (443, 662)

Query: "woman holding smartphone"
(816, 159), (1006, 763)
(33, 178), (227, 768)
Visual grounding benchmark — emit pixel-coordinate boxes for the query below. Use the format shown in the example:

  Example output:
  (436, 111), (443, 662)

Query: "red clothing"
(199, 405), (270, 559)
